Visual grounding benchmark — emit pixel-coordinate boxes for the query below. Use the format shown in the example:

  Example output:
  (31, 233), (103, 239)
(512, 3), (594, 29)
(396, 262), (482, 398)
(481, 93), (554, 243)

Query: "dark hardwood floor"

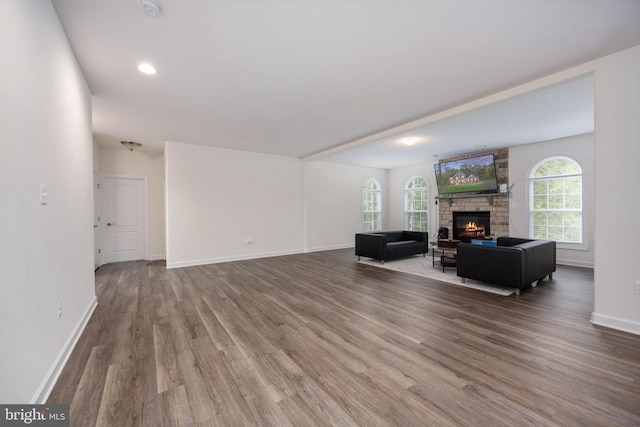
(48, 249), (640, 426)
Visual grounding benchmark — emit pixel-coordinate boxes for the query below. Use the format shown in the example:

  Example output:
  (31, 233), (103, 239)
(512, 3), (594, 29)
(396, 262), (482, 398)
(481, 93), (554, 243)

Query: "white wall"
(591, 46), (640, 334)
(165, 142), (304, 267)
(99, 147), (166, 260)
(304, 161), (387, 251)
(388, 163), (438, 237)
(0, 0), (96, 403)
(509, 134), (595, 268)
(93, 140), (101, 173)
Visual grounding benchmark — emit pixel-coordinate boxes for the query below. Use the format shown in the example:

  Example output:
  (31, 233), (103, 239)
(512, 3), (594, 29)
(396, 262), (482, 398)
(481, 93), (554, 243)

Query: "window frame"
(528, 156), (585, 250)
(362, 178), (382, 232)
(404, 175), (429, 232)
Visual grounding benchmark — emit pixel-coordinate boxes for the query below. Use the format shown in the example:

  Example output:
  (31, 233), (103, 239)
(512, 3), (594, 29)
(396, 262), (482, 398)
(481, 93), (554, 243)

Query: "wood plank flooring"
(48, 249), (640, 426)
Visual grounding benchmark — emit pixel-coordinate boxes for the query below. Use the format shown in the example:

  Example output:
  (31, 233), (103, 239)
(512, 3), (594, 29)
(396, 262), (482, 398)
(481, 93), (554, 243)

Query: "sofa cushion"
(383, 231), (405, 242)
(387, 240), (418, 247)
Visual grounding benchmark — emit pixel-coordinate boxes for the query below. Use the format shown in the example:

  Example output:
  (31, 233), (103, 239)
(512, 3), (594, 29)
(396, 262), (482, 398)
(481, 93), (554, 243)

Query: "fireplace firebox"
(452, 211), (490, 242)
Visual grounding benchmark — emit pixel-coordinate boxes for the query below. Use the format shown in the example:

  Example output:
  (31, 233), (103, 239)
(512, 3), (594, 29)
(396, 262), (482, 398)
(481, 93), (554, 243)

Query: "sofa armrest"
(457, 243), (526, 287)
(518, 240), (556, 283)
(355, 233), (387, 259)
(402, 231), (428, 251)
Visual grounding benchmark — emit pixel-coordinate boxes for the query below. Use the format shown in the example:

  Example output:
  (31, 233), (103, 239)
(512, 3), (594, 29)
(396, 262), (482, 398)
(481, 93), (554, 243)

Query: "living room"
(2, 0), (639, 421)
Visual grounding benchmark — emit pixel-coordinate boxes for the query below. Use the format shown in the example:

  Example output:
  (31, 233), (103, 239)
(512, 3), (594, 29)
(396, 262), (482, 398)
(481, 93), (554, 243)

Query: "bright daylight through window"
(362, 178), (382, 232)
(529, 157), (583, 244)
(405, 176), (428, 232)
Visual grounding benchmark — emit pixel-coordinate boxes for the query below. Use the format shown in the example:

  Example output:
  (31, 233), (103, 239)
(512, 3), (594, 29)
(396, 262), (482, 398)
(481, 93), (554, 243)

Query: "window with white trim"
(404, 176), (428, 231)
(529, 156), (583, 244)
(362, 178), (382, 231)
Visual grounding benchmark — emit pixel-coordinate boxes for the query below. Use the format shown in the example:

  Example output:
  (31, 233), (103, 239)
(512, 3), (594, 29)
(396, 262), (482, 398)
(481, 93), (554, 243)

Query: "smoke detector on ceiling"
(138, 0), (161, 17)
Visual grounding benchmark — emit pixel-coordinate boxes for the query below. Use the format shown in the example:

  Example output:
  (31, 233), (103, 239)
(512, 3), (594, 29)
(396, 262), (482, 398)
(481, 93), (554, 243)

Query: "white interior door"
(101, 175), (148, 263)
(93, 172), (101, 269)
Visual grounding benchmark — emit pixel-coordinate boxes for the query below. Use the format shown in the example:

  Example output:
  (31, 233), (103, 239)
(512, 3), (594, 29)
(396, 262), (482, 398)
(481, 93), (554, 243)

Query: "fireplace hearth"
(453, 211), (491, 242)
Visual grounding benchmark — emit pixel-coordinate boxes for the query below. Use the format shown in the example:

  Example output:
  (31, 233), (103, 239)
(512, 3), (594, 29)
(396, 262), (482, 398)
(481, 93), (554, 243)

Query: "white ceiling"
(316, 74), (595, 168)
(52, 0), (640, 167)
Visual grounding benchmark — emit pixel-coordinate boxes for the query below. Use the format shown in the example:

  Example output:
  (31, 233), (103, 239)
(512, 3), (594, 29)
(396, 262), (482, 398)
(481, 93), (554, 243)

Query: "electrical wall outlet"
(57, 300), (63, 318)
(635, 280), (640, 295)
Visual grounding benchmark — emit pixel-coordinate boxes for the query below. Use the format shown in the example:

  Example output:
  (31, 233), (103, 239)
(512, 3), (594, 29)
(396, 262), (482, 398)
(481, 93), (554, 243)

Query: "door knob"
(107, 222), (115, 226)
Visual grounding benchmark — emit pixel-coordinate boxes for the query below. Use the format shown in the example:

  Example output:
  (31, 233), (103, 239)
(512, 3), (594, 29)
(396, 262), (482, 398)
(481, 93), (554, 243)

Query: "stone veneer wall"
(437, 149), (509, 238)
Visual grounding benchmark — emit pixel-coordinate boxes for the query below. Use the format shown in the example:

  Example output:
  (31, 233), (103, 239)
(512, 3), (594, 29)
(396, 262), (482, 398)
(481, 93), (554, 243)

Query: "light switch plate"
(40, 184), (48, 205)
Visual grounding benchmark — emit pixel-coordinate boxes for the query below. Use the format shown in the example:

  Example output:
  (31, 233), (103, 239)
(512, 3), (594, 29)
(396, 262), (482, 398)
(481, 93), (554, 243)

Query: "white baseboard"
(304, 243), (354, 253)
(31, 296), (98, 404)
(147, 253), (166, 261)
(166, 249), (304, 269)
(591, 312), (640, 336)
(557, 258), (594, 268)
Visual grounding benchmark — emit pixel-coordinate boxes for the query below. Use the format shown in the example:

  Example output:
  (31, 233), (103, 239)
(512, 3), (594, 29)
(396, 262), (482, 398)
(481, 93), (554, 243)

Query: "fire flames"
(464, 221), (484, 233)
(464, 221), (486, 237)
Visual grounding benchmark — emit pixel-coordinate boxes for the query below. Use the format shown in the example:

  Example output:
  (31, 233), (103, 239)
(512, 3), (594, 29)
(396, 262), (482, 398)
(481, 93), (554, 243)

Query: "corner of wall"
(31, 298), (98, 403)
(591, 312), (640, 336)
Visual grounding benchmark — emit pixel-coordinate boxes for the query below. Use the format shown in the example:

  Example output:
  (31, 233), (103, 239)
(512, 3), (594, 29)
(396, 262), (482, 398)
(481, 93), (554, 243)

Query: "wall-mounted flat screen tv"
(434, 154), (498, 195)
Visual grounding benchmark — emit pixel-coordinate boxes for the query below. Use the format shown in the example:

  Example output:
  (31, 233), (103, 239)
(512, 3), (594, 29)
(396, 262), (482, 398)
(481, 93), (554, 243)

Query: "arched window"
(362, 178), (382, 231)
(529, 156), (583, 244)
(404, 176), (428, 231)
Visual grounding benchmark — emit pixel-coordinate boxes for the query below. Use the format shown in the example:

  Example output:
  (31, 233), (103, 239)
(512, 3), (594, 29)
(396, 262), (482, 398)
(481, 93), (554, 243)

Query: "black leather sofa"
(456, 237), (556, 295)
(355, 231), (428, 264)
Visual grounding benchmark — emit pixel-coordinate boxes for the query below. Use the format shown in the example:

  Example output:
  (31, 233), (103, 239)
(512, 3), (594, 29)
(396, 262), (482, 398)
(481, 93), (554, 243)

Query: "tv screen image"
(434, 154), (498, 195)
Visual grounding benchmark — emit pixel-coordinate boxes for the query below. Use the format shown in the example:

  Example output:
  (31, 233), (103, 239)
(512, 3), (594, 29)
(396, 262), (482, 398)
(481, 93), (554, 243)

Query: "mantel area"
(435, 192), (509, 207)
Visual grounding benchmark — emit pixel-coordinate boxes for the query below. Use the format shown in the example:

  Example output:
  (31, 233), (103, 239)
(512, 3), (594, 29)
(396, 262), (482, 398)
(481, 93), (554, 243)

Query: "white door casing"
(93, 172), (101, 269)
(101, 174), (149, 263)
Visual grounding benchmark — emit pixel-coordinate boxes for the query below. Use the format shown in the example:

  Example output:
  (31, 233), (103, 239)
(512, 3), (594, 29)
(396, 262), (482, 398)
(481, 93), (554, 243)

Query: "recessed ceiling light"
(400, 137), (419, 146)
(138, 63), (157, 75)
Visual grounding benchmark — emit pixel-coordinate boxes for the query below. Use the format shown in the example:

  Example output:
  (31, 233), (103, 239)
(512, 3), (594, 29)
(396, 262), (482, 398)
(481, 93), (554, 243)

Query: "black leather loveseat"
(456, 237), (556, 295)
(355, 231), (428, 264)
